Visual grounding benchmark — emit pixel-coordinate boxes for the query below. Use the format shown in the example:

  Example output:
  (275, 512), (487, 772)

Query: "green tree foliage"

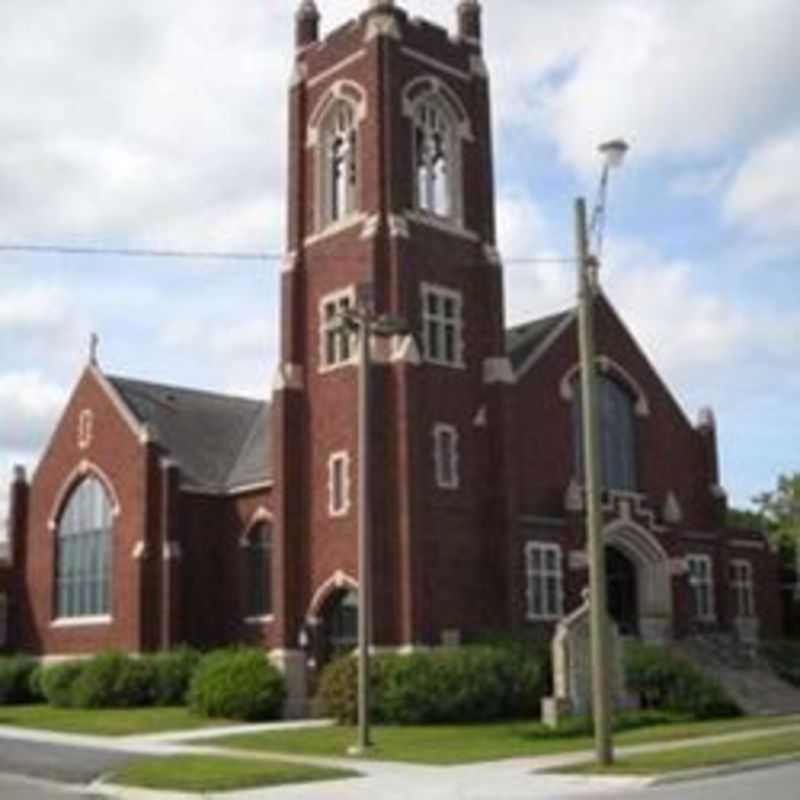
(753, 472), (800, 549)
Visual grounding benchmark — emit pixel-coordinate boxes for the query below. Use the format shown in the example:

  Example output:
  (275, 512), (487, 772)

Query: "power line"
(0, 242), (576, 265)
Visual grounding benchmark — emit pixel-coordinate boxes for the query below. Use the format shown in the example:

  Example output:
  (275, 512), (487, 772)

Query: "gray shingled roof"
(108, 376), (271, 492)
(506, 309), (572, 371)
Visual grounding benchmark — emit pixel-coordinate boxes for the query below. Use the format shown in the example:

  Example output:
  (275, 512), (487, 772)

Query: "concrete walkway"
(1, 717), (798, 800)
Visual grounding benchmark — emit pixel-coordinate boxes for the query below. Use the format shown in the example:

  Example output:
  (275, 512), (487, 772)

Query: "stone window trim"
(687, 553), (716, 622)
(402, 76), (472, 228)
(420, 282), (465, 369)
(328, 451), (352, 518)
(525, 542), (564, 622)
(48, 460), (121, 533)
(559, 356), (650, 417)
(306, 81), (367, 233)
(729, 558), (756, 619)
(319, 286), (357, 373)
(77, 409), (94, 451)
(432, 423), (460, 490)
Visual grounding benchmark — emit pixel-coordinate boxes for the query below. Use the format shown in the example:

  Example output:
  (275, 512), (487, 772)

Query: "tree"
(753, 472), (800, 549)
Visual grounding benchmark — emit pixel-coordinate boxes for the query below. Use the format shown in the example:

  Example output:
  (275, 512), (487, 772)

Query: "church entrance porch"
(603, 520), (674, 644)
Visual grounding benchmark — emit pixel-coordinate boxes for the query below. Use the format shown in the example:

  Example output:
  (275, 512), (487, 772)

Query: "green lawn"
(559, 730), (800, 776)
(205, 714), (800, 766)
(111, 754), (358, 793)
(0, 705), (231, 737)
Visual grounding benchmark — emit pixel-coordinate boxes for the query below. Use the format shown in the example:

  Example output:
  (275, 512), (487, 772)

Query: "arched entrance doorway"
(606, 545), (638, 636)
(604, 520), (674, 643)
(318, 588), (358, 667)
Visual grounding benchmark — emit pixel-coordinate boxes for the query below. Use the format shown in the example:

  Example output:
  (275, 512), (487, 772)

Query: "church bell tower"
(272, 0), (514, 657)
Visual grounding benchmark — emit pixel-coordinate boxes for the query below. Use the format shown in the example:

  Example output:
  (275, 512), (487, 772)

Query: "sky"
(1, 0), (799, 532)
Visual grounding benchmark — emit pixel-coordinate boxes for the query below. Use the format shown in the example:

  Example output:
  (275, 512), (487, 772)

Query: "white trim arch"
(239, 506), (273, 547)
(306, 570), (358, 625)
(401, 76), (474, 141)
(48, 460), (121, 532)
(560, 356), (650, 417)
(306, 80), (367, 148)
(604, 519), (673, 640)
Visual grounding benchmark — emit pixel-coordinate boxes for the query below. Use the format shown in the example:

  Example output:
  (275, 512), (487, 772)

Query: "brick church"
(0, 0), (784, 713)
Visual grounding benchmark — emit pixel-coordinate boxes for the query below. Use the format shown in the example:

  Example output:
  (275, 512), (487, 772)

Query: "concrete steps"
(675, 635), (800, 716)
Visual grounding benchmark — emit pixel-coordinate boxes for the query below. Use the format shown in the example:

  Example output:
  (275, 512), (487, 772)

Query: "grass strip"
(111, 754), (358, 793)
(556, 730), (800, 775)
(0, 705), (230, 737)
(204, 714), (800, 766)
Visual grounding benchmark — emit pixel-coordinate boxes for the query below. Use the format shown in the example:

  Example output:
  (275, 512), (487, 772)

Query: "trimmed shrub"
(72, 651), (156, 709)
(28, 665), (45, 703)
(624, 642), (740, 719)
(188, 649), (286, 721)
(0, 656), (39, 705)
(40, 661), (85, 708)
(316, 644), (547, 725)
(149, 647), (202, 706)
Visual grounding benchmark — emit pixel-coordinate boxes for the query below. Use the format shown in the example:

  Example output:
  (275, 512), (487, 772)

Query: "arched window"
(572, 375), (637, 491)
(245, 522), (272, 619)
(414, 100), (454, 218)
(320, 101), (358, 226)
(55, 476), (113, 619)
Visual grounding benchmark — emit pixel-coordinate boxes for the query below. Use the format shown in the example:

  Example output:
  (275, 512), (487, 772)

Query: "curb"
(91, 782), (199, 800)
(646, 752), (800, 787)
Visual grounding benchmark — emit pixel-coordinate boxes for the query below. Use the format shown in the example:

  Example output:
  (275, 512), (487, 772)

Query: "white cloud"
(485, 0), (800, 172)
(724, 130), (800, 239)
(0, 372), (68, 452)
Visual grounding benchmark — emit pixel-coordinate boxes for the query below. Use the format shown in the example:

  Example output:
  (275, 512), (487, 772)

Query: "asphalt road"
(0, 735), (133, 791)
(561, 761), (800, 800)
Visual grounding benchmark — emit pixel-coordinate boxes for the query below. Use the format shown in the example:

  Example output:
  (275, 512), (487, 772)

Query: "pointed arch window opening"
(572, 374), (637, 492)
(245, 522), (273, 620)
(415, 101), (454, 219)
(323, 103), (358, 226)
(55, 476), (113, 620)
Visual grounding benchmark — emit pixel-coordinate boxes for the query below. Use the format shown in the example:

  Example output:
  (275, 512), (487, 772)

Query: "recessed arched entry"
(604, 520), (673, 643)
(319, 588), (358, 666)
(305, 571), (360, 668)
(606, 546), (639, 636)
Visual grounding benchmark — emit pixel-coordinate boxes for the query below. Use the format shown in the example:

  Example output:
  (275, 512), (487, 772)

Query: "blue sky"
(1, 0), (799, 528)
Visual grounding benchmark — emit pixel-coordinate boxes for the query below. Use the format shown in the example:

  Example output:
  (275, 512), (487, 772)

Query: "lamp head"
(598, 138), (629, 169)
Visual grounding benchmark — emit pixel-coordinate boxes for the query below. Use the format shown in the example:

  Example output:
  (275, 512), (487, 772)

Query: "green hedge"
(761, 640), (800, 687)
(40, 661), (86, 708)
(624, 642), (741, 719)
(188, 649), (286, 721)
(38, 648), (203, 710)
(317, 644), (547, 725)
(150, 647), (202, 705)
(72, 651), (156, 709)
(0, 656), (39, 705)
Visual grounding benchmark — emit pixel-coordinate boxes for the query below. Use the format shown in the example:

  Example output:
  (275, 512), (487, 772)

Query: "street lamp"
(576, 138), (629, 767)
(340, 285), (410, 755)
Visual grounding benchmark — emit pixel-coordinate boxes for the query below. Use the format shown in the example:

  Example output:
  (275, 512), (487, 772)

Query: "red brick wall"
(18, 368), (151, 655)
(277, 6), (507, 650)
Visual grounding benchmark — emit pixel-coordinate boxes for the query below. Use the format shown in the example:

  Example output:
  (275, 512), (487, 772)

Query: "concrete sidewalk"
(1, 717), (798, 799)
(100, 718), (800, 800)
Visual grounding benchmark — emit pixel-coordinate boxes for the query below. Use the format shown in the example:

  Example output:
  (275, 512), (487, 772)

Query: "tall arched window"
(55, 476), (113, 619)
(414, 100), (453, 218)
(320, 101), (358, 226)
(245, 522), (272, 619)
(572, 375), (637, 491)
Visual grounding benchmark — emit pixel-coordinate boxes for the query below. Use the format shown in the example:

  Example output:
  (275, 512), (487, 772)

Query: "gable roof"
(107, 375), (271, 493)
(505, 309), (573, 371)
